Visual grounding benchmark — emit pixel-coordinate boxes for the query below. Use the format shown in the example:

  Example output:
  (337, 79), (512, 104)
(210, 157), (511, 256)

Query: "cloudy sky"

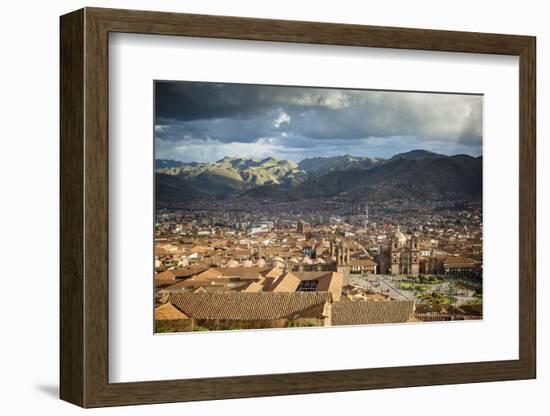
(154, 81), (482, 163)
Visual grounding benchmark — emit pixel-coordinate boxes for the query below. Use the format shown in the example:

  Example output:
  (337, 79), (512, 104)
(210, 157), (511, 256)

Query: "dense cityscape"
(153, 81), (483, 332)
(154, 168), (483, 332)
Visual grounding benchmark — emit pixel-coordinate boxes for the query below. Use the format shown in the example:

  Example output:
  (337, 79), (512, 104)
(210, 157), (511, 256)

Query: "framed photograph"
(60, 7), (536, 408)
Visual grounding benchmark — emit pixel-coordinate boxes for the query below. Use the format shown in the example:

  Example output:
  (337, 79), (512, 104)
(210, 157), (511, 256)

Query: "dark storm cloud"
(154, 81), (482, 162)
(155, 82), (268, 121)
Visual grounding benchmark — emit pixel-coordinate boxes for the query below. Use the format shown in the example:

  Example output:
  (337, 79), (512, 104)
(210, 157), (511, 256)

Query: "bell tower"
(410, 235), (420, 275)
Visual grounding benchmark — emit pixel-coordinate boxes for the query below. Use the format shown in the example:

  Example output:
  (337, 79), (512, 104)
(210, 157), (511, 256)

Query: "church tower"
(410, 235), (420, 275)
(388, 226), (419, 276)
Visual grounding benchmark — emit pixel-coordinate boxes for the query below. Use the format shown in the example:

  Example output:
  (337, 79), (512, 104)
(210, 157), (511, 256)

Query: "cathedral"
(329, 238), (350, 266)
(329, 238), (351, 283)
(389, 227), (420, 275)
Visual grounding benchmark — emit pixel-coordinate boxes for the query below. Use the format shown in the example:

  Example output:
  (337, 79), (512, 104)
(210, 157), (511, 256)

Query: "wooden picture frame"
(60, 7), (536, 408)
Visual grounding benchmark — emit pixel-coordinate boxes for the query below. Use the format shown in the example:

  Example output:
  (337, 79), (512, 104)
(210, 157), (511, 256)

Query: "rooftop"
(169, 291), (333, 321)
(332, 300), (415, 326)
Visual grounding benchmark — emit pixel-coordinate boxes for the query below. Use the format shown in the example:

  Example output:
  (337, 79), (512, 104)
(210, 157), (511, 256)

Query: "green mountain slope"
(156, 156), (307, 195)
(155, 151), (482, 203)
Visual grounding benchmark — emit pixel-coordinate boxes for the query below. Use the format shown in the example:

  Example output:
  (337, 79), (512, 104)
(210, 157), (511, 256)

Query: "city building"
(349, 258), (377, 275)
(155, 291), (416, 331)
(389, 227), (420, 275)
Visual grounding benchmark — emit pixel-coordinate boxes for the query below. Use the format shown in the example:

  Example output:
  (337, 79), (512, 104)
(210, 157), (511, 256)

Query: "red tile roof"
(332, 300), (415, 326)
(155, 302), (189, 320)
(169, 291), (332, 320)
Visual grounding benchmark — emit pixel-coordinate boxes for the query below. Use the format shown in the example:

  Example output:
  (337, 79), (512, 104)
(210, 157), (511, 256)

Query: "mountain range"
(155, 150), (482, 203)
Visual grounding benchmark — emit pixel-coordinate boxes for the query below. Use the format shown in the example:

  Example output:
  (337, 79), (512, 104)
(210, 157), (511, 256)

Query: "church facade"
(329, 238), (351, 284)
(389, 228), (420, 276)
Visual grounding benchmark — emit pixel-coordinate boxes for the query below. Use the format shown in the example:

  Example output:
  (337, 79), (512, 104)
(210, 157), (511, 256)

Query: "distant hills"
(156, 156), (307, 198)
(298, 155), (384, 175)
(155, 159), (185, 169)
(388, 149), (447, 161)
(155, 150), (482, 203)
(155, 173), (207, 202)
